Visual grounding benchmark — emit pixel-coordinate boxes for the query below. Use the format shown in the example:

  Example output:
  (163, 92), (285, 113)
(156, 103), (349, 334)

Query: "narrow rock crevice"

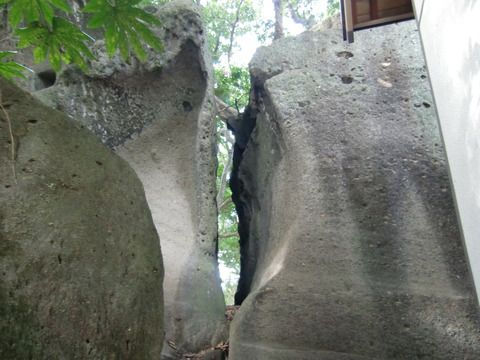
(228, 103), (258, 305)
(229, 84), (285, 306)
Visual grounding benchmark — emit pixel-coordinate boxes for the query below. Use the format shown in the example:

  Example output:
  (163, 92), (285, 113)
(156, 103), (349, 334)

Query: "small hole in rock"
(28, 119), (38, 124)
(57, 255), (62, 264)
(34, 69), (57, 91)
(341, 76), (353, 84)
(95, 160), (103, 166)
(336, 51), (354, 59)
(422, 102), (431, 108)
(182, 101), (193, 112)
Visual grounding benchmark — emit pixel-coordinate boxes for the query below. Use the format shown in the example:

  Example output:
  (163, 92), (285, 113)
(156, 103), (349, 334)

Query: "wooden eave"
(341, 0), (415, 43)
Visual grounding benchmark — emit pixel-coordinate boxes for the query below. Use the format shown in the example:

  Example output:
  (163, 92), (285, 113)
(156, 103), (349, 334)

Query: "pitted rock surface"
(0, 78), (163, 359)
(229, 21), (480, 360)
(33, 1), (227, 358)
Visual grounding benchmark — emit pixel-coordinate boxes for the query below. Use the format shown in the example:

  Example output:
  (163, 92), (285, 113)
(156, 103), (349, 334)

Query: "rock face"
(0, 79), (163, 358)
(34, 1), (227, 358)
(229, 21), (480, 359)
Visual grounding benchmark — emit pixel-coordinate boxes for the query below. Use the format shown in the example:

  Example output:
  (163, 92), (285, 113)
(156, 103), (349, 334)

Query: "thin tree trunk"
(213, 35), (221, 60)
(227, 0), (245, 65)
(273, 0), (284, 40)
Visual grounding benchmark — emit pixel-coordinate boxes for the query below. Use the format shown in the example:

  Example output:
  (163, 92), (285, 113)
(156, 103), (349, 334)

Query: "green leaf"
(127, 29), (147, 61)
(0, 51), (30, 79)
(33, 45), (47, 62)
(48, 0), (71, 13)
(8, 1), (26, 27)
(118, 29), (129, 61)
(130, 7), (160, 25)
(0, 50), (17, 60)
(38, 0), (54, 26)
(103, 20), (118, 57)
(82, 0), (102, 12)
(6, 0), (72, 28)
(83, 0), (163, 60)
(87, 11), (107, 28)
(16, 17), (94, 71)
(130, 20), (163, 51)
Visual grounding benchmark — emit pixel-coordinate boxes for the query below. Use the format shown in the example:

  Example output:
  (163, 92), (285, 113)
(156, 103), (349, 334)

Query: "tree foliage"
(16, 17), (95, 71)
(214, 66), (250, 110)
(202, 0), (257, 64)
(272, 0), (340, 39)
(207, 0), (343, 303)
(0, 0), (163, 78)
(201, 0), (257, 303)
(327, 0), (340, 17)
(83, 0), (163, 61)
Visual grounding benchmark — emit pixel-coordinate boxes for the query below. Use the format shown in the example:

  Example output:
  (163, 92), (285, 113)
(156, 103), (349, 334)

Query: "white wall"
(412, 0), (480, 301)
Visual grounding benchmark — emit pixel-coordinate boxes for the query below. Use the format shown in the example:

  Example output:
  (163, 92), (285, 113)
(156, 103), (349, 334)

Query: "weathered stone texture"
(33, 1), (227, 358)
(229, 21), (480, 359)
(0, 78), (164, 359)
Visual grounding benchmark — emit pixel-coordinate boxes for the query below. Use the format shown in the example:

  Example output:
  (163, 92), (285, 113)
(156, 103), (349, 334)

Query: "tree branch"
(219, 231), (239, 239)
(219, 197), (233, 211)
(215, 96), (239, 124)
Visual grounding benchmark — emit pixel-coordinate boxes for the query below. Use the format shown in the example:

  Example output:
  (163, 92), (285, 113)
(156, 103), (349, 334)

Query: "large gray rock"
(0, 78), (163, 358)
(229, 22), (480, 359)
(34, 1), (227, 358)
